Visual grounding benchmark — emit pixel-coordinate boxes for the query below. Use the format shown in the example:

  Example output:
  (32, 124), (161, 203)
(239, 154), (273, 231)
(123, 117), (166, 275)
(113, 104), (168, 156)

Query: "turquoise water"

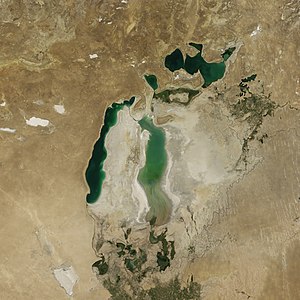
(85, 97), (135, 204)
(137, 116), (171, 225)
(144, 74), (158, 90)
(184, 49), (226, 87)
(195, 59), (226, 88)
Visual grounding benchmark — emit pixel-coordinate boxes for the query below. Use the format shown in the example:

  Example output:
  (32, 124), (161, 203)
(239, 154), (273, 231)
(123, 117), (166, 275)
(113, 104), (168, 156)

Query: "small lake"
(144, 74), (158, 90)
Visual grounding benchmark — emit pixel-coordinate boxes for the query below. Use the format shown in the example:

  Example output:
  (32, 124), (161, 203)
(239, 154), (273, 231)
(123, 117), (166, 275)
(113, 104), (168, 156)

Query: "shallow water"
(137, 116), (172, 224)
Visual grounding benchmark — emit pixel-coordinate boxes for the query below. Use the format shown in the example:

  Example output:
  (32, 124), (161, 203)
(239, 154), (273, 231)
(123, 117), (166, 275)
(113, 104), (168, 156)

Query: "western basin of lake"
(164, 48), (184, 72)
(137, 116), (172, 225)
(144, 74), (159, 90)
(85, 97), (135, 204)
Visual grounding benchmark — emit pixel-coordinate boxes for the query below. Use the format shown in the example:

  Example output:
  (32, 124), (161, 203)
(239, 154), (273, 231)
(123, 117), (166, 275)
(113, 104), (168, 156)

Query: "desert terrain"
(0, 1), (299, 299)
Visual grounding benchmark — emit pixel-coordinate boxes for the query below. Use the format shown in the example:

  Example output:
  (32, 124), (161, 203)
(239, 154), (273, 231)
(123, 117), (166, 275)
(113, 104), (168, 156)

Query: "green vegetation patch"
(170, 241), (176, 259)
(231, 94), (277, 127)
(147, 277), (201, 300)
(103, 279), (133, 300)
(154, 88), (199, 105)
(104, 276), (201, 300)
(232, 75), (277, 127)
(92, 256), (109, 275)
(149, 224), (175, 271)
(230, 76), (277, 170)
(115, 228), (148, 273)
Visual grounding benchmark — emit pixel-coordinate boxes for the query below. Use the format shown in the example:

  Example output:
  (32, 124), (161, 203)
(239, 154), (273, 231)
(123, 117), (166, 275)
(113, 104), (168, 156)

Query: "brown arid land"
(0, 1), (299, 300)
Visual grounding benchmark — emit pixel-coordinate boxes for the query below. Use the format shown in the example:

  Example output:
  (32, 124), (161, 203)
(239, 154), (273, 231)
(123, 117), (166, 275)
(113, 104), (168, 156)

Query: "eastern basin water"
(137, 116), (172, 225)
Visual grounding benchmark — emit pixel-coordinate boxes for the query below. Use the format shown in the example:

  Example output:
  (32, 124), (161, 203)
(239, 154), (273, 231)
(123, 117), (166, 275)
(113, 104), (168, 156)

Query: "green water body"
(241, 74), (257, 82)
(164, 48), (184, 72)
(164, 43), (235, 88)
(137, 116), (171, 225)
(144, 74), (158, 90)
(85, 97), (135, 204)
(188, 42), (203, 52)
(221, 47), (236, 61)
(185, 51), (226, 88)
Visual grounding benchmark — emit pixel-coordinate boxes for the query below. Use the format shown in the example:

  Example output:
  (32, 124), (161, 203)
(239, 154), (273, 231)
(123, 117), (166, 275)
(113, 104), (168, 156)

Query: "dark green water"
(85, 97), (135, 204)
(164, 43), (235, 88)
(144, 74), (158, 90)
(188, 42), (203, 52)
(164, 48), (184, 72)
(241, 74), (257, 82)
(137, 116), (171, 225)
(184, 53), (202, 75)
(221, 47), (236, 61)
